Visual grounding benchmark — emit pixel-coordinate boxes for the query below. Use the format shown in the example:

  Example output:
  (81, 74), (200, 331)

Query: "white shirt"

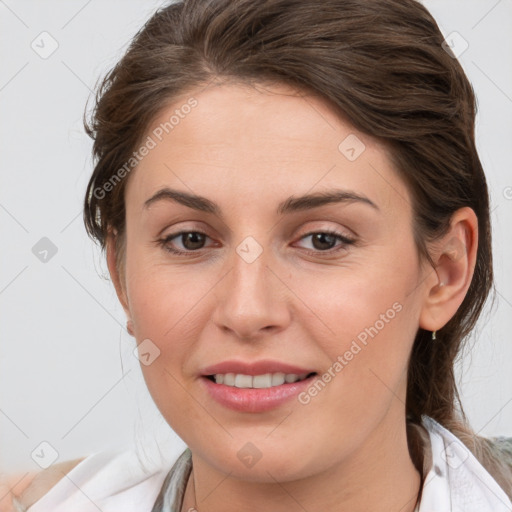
(23, 416), (512, 512)
(418, 416), (511, 511)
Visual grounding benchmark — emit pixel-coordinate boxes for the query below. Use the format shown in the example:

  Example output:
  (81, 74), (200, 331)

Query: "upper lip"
(200, 359), (317, 377)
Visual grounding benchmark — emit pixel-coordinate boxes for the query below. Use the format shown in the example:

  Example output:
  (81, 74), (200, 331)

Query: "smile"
(201, 372), (319, 413)
(207, 372), (315, 388)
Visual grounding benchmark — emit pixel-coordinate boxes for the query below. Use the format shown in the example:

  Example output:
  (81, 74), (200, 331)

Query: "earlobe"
(419, 207), (478, 332)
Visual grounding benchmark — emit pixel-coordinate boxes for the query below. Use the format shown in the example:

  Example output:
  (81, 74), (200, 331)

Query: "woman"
(6, 0), (512, 510)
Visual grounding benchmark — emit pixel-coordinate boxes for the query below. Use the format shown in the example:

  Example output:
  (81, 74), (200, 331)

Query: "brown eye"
(310, 233), (338, 251)
(159, 231), (212, 255)
(296, 231), (356, 254)
(179, 232), (207, 250)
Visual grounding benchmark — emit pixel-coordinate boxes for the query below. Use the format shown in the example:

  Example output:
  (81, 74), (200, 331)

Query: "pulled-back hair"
(82, 0), (512, 496)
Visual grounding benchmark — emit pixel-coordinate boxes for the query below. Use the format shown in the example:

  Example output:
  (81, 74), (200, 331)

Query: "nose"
(210, 242), (292, 341)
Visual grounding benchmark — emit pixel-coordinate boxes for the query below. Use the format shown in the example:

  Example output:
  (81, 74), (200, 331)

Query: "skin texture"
(107, 82), (478, 512)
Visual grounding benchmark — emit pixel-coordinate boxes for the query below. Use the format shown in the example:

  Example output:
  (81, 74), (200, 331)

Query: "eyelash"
(156, 229), (356, 256)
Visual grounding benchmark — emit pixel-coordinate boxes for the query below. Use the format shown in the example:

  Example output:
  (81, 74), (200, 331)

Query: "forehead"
(125, 82), (411, 217)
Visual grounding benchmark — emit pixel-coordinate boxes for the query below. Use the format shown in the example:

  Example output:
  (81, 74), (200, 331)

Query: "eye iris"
(182, 232), (205, 250)
(174, 232), (342, 252)
(312, 233), (336, 251)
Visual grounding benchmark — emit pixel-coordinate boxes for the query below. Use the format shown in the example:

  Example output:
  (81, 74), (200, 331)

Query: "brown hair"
(82, 0), (512, 497)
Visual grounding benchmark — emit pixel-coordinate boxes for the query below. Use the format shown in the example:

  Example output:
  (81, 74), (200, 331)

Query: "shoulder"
(490, 436), (512, 460)
(0, 458), (85, 512)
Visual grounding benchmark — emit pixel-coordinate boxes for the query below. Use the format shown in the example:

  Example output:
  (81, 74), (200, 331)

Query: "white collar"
(418, 416), (512, 511)
(153, 416), (512, 512)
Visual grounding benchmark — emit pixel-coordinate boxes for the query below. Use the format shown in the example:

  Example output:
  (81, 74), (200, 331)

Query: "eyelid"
(158, 227), (357, 257)
(160, 229), (215, 254)
(293, 229), (356, 252)
(297, 229), (355, 242)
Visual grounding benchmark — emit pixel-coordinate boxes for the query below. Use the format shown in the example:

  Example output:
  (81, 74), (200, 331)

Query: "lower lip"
(201, 374), (318, 413)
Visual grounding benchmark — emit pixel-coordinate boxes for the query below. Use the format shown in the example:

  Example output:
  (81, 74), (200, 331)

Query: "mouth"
(200, 370), (319, 413)
(199, 360), (319, 412)
(203, 372), (317, 388)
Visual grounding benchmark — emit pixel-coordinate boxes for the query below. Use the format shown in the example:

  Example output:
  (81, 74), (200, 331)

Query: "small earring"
(432, 330), (437, 340)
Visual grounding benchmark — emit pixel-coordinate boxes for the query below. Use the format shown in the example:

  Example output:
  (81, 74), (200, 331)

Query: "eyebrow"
(143, 187), (379, 216)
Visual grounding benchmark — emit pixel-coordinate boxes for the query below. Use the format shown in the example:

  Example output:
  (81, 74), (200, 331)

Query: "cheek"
(125, 264), (211, 435)
(126, 254), (210, 339)
(286, 278), (417, 467)
(290, 256), (417, 353)
(125, 258), (218, 401)
(289, 252), (420, 412)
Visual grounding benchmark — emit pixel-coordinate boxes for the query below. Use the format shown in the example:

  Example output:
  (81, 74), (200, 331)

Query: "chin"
(196, 441), (322, 483)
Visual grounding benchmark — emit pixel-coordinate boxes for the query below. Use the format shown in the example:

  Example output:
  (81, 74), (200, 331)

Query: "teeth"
(235, 374), (253, 388)
(212, 372), (310, 388)
(254, 374), (272, 388)
(271, 372), (286, 386)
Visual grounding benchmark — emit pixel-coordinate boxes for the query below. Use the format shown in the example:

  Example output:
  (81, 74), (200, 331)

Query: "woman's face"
(116, 82), (432, 481)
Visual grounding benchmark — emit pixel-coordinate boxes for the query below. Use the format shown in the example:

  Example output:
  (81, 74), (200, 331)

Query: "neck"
(181, 413), (422, 512)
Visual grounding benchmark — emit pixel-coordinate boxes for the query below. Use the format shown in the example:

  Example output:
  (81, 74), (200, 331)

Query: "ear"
(418, 206), (478, 332)
(106, 229), (132, 332)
